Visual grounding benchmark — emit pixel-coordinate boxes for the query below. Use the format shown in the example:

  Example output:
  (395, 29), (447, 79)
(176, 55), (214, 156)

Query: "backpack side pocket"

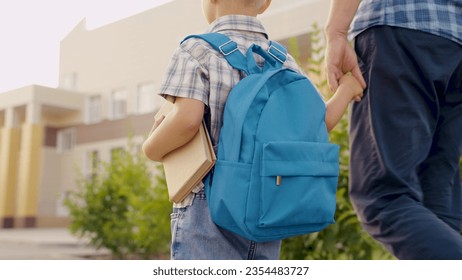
(259, 141), (340, 230)
(207, 160), (251, 232)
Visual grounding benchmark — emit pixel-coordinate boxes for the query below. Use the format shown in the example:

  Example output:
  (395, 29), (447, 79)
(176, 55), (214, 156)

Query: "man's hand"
(325, 34), (366, 92)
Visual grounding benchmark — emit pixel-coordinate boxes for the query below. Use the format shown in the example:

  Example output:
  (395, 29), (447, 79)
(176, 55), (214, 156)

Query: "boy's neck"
(216, 7), (259, 18)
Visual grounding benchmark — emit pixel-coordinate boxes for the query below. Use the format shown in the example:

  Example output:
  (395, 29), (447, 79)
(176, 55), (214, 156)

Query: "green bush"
(65, 142), (171, 259)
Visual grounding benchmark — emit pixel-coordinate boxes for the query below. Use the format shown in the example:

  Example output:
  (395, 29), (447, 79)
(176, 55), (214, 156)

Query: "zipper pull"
(276, 176), (282, 186)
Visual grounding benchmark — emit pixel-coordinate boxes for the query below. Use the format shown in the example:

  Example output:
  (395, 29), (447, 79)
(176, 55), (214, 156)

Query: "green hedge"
(65, 144), (171, 259)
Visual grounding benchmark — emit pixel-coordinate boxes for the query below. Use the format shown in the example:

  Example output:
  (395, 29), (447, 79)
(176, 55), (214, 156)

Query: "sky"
(0, 0), (173, 93)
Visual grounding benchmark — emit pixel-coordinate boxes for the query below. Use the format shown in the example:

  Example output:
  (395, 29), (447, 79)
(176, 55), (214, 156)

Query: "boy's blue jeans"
(170, 190), (281, 260)
(351, 26), (462, 259)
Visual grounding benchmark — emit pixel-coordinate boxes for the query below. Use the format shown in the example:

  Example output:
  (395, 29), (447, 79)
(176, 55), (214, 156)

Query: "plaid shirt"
(160, 15), (302, 150)
(350, 0), (462, 45)
(159, 15), (303, 206)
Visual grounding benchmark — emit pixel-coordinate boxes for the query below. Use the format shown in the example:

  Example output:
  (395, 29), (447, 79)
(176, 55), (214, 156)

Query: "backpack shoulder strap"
(182, 33), (249, 74)
(182, 33), (290, 72)
(268, 41), (287, 65)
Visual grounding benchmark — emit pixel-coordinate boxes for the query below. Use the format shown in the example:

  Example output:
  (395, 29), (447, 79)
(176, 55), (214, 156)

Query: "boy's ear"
(258, 0), (271, 14)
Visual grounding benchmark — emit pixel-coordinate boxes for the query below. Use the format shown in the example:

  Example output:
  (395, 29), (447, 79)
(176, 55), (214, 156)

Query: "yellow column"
(0, 108), (21, 228)
(16, 123), (44, 227)
(16, 103), (43, 228)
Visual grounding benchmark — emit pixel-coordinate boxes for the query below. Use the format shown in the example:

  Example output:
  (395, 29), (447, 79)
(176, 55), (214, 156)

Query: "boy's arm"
(325, 74), (363, 131)
(142, 97), (205, 162)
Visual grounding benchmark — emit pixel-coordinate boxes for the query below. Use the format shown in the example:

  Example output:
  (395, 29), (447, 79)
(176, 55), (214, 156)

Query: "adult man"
(325, 0), (462, 259)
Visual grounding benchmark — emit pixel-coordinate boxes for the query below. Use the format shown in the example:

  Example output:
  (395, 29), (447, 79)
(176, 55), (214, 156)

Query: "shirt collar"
(206, 15), (268, 39)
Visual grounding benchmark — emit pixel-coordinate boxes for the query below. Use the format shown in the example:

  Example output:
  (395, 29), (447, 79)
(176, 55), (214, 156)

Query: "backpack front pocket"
(258, 141), (340, 229)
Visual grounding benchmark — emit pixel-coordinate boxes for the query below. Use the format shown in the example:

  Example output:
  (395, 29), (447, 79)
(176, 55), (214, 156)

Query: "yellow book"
(155, 98), (216, 203)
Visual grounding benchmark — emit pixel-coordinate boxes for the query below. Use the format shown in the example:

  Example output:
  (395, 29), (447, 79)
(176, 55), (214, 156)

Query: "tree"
(65, 140), (171, 259)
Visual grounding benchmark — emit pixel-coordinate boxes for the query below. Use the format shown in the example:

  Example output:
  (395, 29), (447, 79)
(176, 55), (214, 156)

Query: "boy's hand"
(338, 73), (364, 102)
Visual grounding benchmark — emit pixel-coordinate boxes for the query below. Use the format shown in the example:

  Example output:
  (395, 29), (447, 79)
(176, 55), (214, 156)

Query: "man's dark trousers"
(351, 26), (462, 259)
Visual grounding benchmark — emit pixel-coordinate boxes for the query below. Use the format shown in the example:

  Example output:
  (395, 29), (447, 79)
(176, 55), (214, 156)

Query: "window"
(85, 95), (102, 124)
(56, 191), (70, 217)
(84, 150), (99, 180)
(137, 83), (156, 114)
(57, 128), (76, 152)
(110, 147), (125, 161)
(111, 89), (128, 119)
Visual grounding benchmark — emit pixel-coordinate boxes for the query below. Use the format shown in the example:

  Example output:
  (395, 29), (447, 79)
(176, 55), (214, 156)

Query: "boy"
(143, 0), (364, 260)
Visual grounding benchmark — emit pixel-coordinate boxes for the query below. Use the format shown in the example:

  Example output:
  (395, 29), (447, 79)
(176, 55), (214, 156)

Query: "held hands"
(338, 73), (363, 102)
(323, 28), (365, 102)
(324, 34), (366, 93)
(324, 72), (364, 131)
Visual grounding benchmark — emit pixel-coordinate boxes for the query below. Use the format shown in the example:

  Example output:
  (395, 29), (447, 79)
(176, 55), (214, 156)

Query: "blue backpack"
(184, 33), (340, 242)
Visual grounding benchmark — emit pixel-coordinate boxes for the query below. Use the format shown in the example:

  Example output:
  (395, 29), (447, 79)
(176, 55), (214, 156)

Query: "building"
(0, 0), (331, 228)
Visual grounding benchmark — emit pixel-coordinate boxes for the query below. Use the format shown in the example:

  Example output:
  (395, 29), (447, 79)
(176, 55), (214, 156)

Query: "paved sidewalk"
(0, 228), (108, 260)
